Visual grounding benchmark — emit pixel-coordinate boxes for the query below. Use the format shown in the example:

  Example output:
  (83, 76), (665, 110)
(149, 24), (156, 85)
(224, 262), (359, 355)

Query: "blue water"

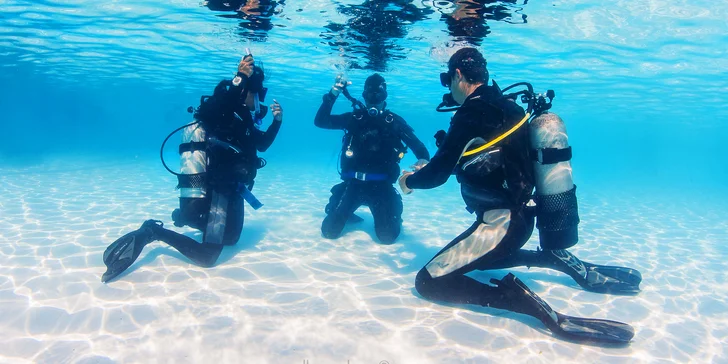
(2, 0), (726, 191)
(1, 0), (728, 362)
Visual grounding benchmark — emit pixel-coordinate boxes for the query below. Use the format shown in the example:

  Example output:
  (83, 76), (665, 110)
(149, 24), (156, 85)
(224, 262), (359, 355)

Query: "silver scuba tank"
(529, 111), (580, 250)
(179, 120), (207, 199)
(171, 118), (210, 229)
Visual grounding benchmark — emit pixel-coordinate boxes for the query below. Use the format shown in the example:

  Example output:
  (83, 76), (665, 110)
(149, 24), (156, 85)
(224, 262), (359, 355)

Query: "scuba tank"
(160, 86), (248, 229)
(179, 121), (207, 199)
(160, 100), (217, 229)
(528, 111), (578, 250)
(499, 83), (579, 250)
(172, 115), (209, 229)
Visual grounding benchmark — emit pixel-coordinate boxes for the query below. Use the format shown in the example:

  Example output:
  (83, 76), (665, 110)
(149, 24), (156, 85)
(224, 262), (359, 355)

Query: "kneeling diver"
(102, 51), (283, 283)
(314, 73), (430, 244)
(399, 47), (641, 345)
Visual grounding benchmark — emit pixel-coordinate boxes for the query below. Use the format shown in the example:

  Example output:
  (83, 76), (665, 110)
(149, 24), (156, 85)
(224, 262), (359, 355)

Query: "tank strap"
(179, 141), (207, 154)
(531, 146), (572, 164)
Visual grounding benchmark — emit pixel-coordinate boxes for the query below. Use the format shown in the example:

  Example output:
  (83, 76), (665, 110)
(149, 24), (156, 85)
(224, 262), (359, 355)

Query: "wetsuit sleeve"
(314, 92), (350, 130)
(253, 118), (282, 152)
(398, 119), (431, 161)
(405, 107), (497, 190)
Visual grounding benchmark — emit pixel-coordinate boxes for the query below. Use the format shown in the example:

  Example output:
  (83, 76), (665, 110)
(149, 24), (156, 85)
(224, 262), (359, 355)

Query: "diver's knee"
(321, 225), (341, 240)
(374, 215), (401, 244)
(415, 268), (435, 297)
(197, 259), (217, 268)
(376, 228), (399, 245)
(196, 245), (223, 268)
(321, 230), (340, 240)
(321, 215), (345, 239)
(222, 231), (242, 246)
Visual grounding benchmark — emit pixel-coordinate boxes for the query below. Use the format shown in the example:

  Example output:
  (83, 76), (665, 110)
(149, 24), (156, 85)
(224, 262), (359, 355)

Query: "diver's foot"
(541, 249), (642, 295)
(491, 273), (635, 345)
(101, 220), (163, 283)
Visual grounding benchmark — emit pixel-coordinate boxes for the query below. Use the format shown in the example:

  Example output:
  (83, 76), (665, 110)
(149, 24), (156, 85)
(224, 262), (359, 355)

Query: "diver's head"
(362, 73), (388, 109)
(441, 47), (488, 105)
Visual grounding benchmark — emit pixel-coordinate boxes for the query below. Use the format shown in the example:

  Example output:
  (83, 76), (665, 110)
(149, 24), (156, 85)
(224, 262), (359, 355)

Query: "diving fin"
(492, 273), (635, 345)
(543, 249), (642, 295)
(101, 220), (162, 283)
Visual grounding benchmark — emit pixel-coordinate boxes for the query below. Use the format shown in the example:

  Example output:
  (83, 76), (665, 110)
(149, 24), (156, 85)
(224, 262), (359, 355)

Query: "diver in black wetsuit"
(101, 53), (283, 283)
(315, 73), (430, 244)
(398, 48), (641, 344)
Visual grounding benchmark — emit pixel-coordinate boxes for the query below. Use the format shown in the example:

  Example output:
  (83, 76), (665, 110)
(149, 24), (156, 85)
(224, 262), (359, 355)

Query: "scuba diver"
(398, 47), (642, 344)
(314, 73), (431, 244)
(101, 52), (283, 283)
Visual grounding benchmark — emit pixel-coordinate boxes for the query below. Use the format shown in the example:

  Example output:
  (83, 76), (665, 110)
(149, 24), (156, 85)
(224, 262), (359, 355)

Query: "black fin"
(546, 250), (642, 295)
(492, 273), (635, 345)
(101, 220), (161, 283)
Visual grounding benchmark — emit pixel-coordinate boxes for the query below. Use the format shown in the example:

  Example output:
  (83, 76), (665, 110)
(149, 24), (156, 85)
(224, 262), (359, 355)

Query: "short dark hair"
(448, 48), (488, 84)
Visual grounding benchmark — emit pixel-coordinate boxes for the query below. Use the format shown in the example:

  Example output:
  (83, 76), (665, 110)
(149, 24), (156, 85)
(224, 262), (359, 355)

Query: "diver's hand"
(434, 130), (447, 148)
(330, 74), (351, 97)
(238, 56), (254, 77)
(271, 99), (283, 122)
(399, 170), (414, 195)
(410, 159), (429, 172)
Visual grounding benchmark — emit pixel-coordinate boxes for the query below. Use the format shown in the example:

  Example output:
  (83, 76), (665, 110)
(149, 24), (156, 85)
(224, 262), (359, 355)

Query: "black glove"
(434, 130), (447, 148)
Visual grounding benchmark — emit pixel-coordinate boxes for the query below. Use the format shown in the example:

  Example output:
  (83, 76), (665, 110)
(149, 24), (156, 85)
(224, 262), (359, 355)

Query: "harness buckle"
(536, 148), (544, 164)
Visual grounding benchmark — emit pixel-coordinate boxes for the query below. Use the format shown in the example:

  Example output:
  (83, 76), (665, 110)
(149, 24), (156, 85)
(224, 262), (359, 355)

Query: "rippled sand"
(1, 159), (726, 363)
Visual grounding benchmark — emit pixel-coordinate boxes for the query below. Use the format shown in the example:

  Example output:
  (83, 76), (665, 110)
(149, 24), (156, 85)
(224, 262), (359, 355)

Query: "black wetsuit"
(405, 84), (537, 307)
(315, 91), (430, 244)
(157, 80), (282, 267)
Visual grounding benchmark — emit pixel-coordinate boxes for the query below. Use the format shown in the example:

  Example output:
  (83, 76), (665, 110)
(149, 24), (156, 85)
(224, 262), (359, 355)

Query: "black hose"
(341, 86), (366, 111)
(160, 120), (200, 176)
(501, 81), (534, 94)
